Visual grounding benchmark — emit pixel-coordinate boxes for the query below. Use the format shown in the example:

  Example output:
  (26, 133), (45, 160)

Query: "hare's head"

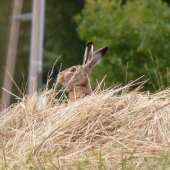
(57, 42), (108, 101)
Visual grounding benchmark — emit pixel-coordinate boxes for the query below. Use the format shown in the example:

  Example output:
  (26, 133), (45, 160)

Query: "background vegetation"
(1, 1), (170, 168)
(75, 0), (170, 90)
(0, 0), (85, 104)
(0, 0), (170, 104)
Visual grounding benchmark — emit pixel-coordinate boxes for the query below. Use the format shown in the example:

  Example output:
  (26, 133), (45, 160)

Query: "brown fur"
(57, 42), (108, 102)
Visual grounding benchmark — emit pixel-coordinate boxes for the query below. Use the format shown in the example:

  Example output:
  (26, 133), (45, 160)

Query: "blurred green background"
(0, 0), (170, 104)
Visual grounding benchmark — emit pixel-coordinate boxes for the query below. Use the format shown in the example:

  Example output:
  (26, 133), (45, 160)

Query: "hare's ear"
(89, 46), (108, 68)
(83, 42), (94, 65)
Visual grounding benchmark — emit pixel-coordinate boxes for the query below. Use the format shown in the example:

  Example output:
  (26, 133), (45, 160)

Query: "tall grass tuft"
(1, 77), (170, 169)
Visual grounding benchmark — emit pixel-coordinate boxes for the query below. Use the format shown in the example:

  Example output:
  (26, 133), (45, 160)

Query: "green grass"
(1, 141), (170, 170)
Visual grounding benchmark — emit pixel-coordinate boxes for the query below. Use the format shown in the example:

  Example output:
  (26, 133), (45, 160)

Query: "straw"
(0, 81), (170, 169)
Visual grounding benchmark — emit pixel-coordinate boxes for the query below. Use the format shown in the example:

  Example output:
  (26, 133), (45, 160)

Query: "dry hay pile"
(1, 84), (170, 169)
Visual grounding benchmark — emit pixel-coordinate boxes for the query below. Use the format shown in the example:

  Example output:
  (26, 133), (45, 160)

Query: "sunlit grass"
(1, 78), (170, 169)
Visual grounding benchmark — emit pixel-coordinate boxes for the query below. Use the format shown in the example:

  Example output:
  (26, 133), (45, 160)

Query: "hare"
(57, 42), (108, 102)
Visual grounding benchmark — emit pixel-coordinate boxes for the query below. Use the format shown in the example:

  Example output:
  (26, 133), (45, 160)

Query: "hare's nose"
(57, 72), (63, 78)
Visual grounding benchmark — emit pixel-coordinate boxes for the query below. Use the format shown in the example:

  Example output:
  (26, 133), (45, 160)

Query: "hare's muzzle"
(57, 72), (64, 84)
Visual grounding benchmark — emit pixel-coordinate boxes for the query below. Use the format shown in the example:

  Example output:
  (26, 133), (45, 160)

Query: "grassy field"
(1, 80), (170, 169)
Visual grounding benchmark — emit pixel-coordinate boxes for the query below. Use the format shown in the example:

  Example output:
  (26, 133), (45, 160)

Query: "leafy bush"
(74, 0), (170, 91)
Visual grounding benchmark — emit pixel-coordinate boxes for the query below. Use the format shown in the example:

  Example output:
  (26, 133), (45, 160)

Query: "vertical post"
(28, 0), (45, 94)
(38, 0), (46, 92)
(1, 0), (23, 111)
(28, 0), (41, 94)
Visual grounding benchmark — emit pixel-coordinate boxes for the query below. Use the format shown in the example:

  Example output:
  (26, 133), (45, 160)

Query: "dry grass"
(1, 82), (170, 169)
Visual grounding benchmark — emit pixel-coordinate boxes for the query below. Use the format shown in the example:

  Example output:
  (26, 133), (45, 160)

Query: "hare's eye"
(70, 67), (76, 72)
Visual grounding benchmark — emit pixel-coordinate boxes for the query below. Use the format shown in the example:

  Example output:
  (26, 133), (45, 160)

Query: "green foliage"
(74, 0), (170, 91)
(0, 1), (85, 105)
(44, 0), (85, 84)
(91, 149), (108, 169)
(0, 1), (13, 100)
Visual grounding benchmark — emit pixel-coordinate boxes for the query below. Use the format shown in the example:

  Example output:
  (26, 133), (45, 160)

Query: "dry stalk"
(0, 83), (170, 169)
